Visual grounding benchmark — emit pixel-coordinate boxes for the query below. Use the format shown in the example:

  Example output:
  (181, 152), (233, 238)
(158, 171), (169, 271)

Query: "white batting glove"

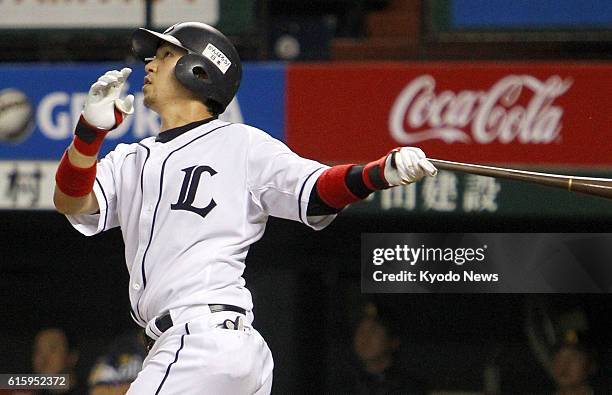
(384, 147), (438, 186)
(83, 68), (134, 130)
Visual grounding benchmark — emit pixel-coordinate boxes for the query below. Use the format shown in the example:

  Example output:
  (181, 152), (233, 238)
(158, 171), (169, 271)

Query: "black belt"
(145, 304), (246, 351)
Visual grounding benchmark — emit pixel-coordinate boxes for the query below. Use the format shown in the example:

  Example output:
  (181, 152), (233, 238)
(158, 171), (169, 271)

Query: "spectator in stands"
(88, 330), (146, 395)
(551, 330), (600, 395)
(32, 327), (82, 394)
(350, 302), (427, 395)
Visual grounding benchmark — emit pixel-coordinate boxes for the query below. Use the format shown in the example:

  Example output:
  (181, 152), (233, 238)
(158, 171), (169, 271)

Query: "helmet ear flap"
(175, 53), (213, 97)
(174, 50), (239, 113)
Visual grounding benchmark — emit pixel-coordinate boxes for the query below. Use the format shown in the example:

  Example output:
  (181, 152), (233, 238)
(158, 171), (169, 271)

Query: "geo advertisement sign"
(0, 63), (285, 160)
(286, 63), (612, 166)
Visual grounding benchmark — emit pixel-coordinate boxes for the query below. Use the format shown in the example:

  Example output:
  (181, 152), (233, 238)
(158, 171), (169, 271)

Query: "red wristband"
(316, 164), (360, 209)
(314, 149), (400, 211)
(72, 111), (122, 156)
(55, 150), (97, 197)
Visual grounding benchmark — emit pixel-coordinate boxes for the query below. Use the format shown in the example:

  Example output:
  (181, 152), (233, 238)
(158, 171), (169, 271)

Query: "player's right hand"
(383, 147), (437, 186)
(82, 68), (134, 130)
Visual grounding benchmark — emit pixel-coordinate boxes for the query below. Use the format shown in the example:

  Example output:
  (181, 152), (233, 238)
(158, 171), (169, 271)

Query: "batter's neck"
(158, 103), (213, 133)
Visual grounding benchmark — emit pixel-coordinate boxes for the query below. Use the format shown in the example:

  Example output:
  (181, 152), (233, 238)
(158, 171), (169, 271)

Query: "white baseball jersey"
(67, 119), (336, 327)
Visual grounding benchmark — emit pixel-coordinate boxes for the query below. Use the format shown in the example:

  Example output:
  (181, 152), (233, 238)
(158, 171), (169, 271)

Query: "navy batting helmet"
(131, 22), (242, 113)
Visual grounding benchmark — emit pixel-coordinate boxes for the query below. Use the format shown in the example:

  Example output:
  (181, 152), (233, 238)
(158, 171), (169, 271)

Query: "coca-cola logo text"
(389, 75), (572, 144)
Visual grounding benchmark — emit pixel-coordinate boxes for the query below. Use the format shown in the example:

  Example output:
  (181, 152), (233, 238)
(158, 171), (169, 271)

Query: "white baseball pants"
(126, 310), (274, 394)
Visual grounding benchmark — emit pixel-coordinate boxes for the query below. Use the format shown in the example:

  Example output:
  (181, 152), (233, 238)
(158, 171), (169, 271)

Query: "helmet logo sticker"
(202, 43), (231, 75)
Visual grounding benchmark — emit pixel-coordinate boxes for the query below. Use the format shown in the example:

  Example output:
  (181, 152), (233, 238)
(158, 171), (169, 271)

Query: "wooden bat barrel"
(428, 159), (612, 201)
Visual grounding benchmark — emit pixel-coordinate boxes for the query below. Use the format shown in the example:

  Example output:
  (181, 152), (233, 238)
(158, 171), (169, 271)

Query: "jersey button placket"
(138, 149), (161, 249)
(137, 146), (164, 317)
(132, 146), (160, 307)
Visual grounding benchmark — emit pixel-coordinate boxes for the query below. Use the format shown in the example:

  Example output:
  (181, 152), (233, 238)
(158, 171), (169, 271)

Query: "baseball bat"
(428, 159), (612, 200)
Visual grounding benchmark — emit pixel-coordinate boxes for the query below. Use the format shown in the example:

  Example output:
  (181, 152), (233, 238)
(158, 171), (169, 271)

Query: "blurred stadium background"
(1, 0), (611, 393)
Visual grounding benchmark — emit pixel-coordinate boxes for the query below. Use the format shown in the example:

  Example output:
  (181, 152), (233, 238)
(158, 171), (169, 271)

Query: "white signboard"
(0, 161), (56, 210)
(0, 0), (219, 29)
(154, 0), (219, 29)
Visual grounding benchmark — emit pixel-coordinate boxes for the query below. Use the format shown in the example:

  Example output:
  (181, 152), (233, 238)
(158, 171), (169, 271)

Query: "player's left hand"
(384, 147), (437, 186)
(83, 68), (134, 130)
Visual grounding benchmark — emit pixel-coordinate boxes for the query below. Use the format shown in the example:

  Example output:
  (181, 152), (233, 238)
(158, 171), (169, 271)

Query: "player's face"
(142, 43), (193, 111)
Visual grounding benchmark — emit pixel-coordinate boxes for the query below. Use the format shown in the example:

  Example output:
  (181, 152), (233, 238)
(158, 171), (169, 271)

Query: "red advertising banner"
(286, 63), (612, 167)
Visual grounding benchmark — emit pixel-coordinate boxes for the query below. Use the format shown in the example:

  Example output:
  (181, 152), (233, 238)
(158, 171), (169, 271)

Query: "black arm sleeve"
(307, 185), (341, 215)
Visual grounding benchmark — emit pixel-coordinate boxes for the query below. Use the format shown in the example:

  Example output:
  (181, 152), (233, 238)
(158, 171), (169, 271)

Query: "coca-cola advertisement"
(286, 63), (612, 166)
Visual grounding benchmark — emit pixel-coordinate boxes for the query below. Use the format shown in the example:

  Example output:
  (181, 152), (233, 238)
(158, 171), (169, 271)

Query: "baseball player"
(53, 22), (437, 394)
